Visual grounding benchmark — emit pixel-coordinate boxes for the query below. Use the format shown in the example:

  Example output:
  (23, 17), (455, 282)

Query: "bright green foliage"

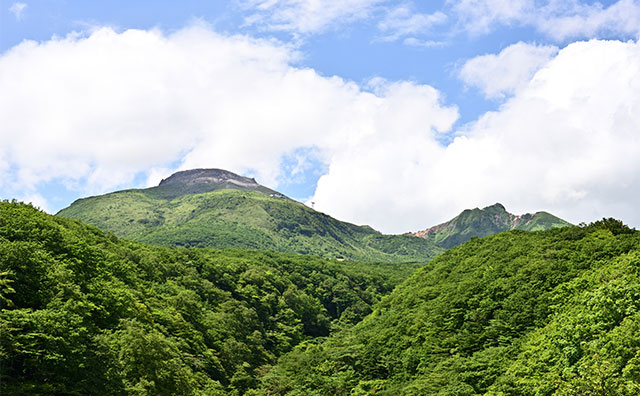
(58, 188), (443, 263)
(417, 203), (571, 249)
(256, 221), (640, 395)
(0, 201), (414, 395)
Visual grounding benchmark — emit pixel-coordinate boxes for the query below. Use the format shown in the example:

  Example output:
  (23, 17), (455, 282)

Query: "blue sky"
(2, 0), (640, 233)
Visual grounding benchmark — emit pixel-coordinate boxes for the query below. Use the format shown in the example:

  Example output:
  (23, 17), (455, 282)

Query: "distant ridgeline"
(411, 202), (572, 249)
(57, 169), (443, 263)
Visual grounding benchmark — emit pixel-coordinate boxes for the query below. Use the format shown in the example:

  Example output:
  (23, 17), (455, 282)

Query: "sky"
(1, 0), (640, 234)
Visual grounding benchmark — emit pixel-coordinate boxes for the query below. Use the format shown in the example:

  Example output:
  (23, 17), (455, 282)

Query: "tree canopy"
(0, 201), (413, 395)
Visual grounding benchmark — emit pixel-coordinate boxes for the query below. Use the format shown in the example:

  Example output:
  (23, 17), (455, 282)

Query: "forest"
(255, 220), (640, 395)
(2, 200), (640, 395)
(0, 201), (413, 395)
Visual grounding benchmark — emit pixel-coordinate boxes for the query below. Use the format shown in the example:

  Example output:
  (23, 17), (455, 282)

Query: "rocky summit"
(147, 168), (282, 200)
(160, 168), (257, 188)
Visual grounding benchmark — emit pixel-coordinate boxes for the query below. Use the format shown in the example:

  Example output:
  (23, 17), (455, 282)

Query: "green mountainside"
(257, 220), (640, 395)
(411, 202), (572, 249)
(57, 169), (443, 263)
(0, 201), (416, 395)
(5, 200), (640, 395)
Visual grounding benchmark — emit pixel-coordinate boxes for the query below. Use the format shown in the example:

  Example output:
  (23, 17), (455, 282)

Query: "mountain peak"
(158, 168), (258, 188)
(143, 168), (284, 200)
(411, 204), (571, 249)
(484, 202), (506, 211)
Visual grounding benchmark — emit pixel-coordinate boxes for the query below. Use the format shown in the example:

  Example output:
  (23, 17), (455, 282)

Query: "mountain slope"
(57, 169), (443, 263)
(0, 201), (416, 395)
(411, 202), (571, 249)
(257, 220), (640, 395)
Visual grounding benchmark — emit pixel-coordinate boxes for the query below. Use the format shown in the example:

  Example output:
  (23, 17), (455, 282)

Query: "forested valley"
(2, 200), (640, 395)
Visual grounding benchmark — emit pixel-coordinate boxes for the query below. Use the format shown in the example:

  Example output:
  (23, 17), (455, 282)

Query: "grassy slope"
(0, 201), (417, 395)
(256, 221), (640, 395)
(58, 189), (443, 263)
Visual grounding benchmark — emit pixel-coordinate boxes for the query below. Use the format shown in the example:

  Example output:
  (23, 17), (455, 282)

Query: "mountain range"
(57, 169), (443, 263)
(57, 168), (571, 263)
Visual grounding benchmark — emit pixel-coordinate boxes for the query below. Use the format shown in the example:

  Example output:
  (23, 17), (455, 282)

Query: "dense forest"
(0, 201), (414, 395)
(255, 219), (640, 395)
(4, 199), (640, 395)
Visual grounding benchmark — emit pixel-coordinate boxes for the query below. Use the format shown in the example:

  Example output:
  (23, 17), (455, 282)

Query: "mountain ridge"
(57, 169), (443, 263)
(411, 202), (571, 248)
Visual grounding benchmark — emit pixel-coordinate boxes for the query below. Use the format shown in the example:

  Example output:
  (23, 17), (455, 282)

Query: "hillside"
(411, 202), (571, 249)
(256, 220), (640, 395)
(0, 201), (416, 395)
(57, 169), (443, 263)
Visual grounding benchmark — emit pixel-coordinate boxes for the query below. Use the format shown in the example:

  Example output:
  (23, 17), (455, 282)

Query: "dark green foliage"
(58, 188), (443, 263)
(0, 201), (413, 395)
(581, 217), (636, 235)
(257, 224), (640, 395)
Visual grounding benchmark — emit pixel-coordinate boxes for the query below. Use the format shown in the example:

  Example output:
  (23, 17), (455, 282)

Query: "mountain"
(57, 169), (443, 263)
(257, 220), (640, 395)
(152, 168), (283, 199)
(0, 201), (416, 395)
(411, 202), (571, 249)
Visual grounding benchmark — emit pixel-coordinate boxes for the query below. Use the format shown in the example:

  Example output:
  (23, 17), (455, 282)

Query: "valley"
(2, 169), (636, 396)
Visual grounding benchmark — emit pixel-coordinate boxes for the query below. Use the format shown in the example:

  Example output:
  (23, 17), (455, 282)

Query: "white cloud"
(0, 25), (457, 209)
(8, 2), (27, 21)
(19, 193), (50, 213)
(449, 0), (532, 34)
(4, 25), (640, 234)
(537, 0), (640, 41)
(402, 37), (447, 47)
(239, 1), (640, 44)
(377, 6), (447, 41)
(449, 0), (640, 41)
(312, 39), (640, 232)
(241, 0), (386, 34)
(459, 42), (558, 98)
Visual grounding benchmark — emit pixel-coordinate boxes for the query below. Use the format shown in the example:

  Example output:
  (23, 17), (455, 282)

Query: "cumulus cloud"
(450, 0), (640, 41)
(3, 25), (640, 233)
(241, 0), (386, 34)
(19, 193), (50, 213)
(312, 39), (640, 232)
(0, 24), (457, 210)
(8, 2), (27, 21)
(459, 42), (558, 98)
